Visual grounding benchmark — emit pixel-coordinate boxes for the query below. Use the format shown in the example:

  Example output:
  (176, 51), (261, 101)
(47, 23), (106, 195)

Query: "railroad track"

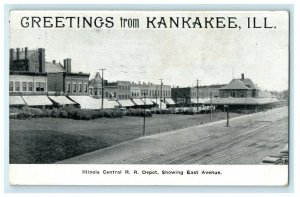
(126, 116), (287, 164)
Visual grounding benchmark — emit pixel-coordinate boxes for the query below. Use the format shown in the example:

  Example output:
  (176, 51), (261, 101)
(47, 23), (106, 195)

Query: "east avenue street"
(58, 106), (288, 165)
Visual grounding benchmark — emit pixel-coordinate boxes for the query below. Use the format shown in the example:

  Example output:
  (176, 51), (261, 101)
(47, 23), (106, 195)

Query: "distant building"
(89, 74), (172, 101)
(89, 73), (131, 100)
(171, 84), (225, 105)
(130, 81), (171, 100)
(219, 74), (259, 98)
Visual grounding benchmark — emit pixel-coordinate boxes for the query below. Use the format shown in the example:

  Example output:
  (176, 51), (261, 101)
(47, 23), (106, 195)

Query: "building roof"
(258, 91), (275, 98)
(204, 97), (278, 105)
(22, 95), (53, 106)
(219, 79), (250, 90)
(45, 62), (65, 73)
(241, 78), (258, 89)
(9, 96), (26, 105)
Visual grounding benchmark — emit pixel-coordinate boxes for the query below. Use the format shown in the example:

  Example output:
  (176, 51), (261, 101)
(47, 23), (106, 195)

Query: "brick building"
(171, 84), (225, 105)
(9, 47), (89, 96)
(9, 47), (48, 95)
(219, 74), (259, 98)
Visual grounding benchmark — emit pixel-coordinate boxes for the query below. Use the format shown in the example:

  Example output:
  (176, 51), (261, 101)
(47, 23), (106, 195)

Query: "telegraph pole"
(159, 78), (163, 109)
(210, 91), (213, 121)
(196, 79), (199, 111)
(142, 92), (147, 136)
(155, 86), (158, 107)
(99, 69), (106, 110)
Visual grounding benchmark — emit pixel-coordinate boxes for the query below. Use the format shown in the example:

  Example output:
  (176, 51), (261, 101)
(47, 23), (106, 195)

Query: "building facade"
(9, 72), (48, 95)
(171, 84), (224, 104)
(89, 73), (172, 101)
(9, 47), (90, 96)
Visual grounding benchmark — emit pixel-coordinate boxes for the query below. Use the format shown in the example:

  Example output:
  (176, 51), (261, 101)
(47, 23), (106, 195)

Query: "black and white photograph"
(8, 10), (289, 185)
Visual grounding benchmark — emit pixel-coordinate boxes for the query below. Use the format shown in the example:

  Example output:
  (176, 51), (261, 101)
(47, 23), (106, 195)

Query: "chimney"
(66, 58), (72, 73)
(38, 48), (45, 73)
(25, 47), (28, 58)
(241, 73), (245, 80)
(16, 48), (20, 60)
(63, 59), (67, 70)
(53, 60), (56, 64)
(9, 48), (14, 67)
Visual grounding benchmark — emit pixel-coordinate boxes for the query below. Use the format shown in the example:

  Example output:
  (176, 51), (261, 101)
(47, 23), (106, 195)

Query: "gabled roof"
(241, 78), (258, 89)
(220, 79), (250, 90)
(45, 61), (65, 73)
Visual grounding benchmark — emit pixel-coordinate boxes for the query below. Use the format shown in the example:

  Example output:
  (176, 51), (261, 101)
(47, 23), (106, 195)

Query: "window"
(79, 84), (82, 93)
(35, 82), (40, 91)
(84, 84), (88, 93)
(106, 92), (108, 97)
(40, 82), (45, 91)
(67, 84), (71, 93)
(73, 84), (77, 93)
(22, 82), (27, 91)
(114, 92), (116, 97)
(15, 82), (20, 91)
(9, 81), (13, 91)
(28, 82), (33, 91)
(94, 89), (97, 95)
(119, 95), (121, 99)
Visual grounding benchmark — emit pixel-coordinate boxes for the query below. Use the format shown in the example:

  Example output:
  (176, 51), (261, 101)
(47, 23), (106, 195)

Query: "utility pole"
(159, 78), (163, 109)
(155, 86), (158, 107)
(196, 79), (199, 111)
(142, 92), (147, 136)
(210, 91), (213, 121)
(99, 69), (106, 110)
(225, 105), (230, 127)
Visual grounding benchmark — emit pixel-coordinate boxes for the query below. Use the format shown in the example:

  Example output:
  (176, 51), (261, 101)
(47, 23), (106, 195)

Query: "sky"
(10, 11), (289, 91)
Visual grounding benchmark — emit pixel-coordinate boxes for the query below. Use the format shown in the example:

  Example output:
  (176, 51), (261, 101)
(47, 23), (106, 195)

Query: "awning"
(48, 96), (76, 105)
(141, 98), (155, 105)
(190, 98), (209, 104)
(117, 99), (135, 107)
(9, 96), (26, 105)
(204, 97), (279, 105)
(22, 95), (53, 106)
(150, 98), (160, 104)
(150, 98), (167, 109)
(132, 99), (145, 106)
(164, 98), (176, 105)
(69, 96), (118, 109)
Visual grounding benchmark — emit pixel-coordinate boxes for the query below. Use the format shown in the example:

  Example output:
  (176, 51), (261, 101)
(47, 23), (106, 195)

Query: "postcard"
(8, 10), (289, 185)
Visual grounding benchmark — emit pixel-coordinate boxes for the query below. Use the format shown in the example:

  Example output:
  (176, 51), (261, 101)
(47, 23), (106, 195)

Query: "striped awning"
(9, 96), (26, 105)
(48, 96), (76, 105)
(164, 98), (176, 105)
(190, 98), (210, 104)
(22, 95), (53, 106)
(117, 99), (135, 107)
(69, 96), (118, 109)
(132, 99), (144, 106)
(141, 98), (155, 105)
